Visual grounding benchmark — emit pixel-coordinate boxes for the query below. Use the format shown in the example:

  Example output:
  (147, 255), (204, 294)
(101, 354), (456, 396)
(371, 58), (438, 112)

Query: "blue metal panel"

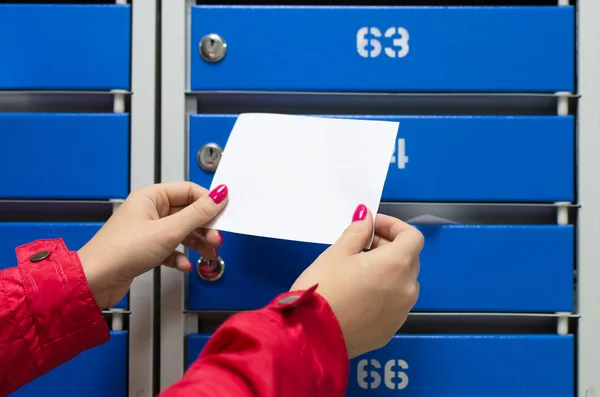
(190, 114), (574, 202)
(10, 331), (127, 397)
(187, 225), (573, 312)
(0, 4), (131, 90)
(190, 6), (574, 93)
(0, 223), (127, 309)
(187, 334), (574, 397)
(0, 113), (129, 200)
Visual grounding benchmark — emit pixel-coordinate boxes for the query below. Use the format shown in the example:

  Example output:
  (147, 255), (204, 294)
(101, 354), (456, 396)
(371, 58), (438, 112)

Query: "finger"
(374, 214), (415, 241)
(195, 228), (223, 248)
(145, 182), (209, 218)
(332, 204), (374, 255)
(155, 182), (208, 207)
(168, 207), (223, 247)
(181, 233), (219, 259)
(184, 229), (222, 249)
(412, 257), (421, 276)
(160, 184), (229, 240)
(163, 252), (192, 272)
(370, 234), (391, 249)
(366, 225), (424, 264)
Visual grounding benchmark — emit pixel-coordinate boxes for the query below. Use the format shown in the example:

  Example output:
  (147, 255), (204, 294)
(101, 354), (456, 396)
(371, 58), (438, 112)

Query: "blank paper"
(206, 113), (398, 246)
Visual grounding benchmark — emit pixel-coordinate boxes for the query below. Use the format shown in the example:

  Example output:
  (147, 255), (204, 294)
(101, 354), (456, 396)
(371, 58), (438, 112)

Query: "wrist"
(77, 245), (110, 309)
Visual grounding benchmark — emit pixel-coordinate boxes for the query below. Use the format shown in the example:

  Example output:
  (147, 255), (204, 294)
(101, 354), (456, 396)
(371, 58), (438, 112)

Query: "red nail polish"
(209, 184), (228, 204)
(352, 204), (367, 222)
(217, 231), (223, 247)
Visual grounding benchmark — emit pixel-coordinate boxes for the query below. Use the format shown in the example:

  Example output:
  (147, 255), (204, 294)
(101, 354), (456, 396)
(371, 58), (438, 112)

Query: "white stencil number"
(357, 359), (409, 390)
(357, 27), (410, 59)
(390, 138), (409, 169)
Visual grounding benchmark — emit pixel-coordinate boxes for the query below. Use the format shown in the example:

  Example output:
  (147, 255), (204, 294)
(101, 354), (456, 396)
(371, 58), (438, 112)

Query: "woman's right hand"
(290, 205), (423, 359)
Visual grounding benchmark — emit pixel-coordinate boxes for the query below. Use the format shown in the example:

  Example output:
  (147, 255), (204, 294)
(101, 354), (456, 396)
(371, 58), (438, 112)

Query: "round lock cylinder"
(199, 33), (227, 62)
(197, 255), (225, 281)
(197, 143), (223, 172)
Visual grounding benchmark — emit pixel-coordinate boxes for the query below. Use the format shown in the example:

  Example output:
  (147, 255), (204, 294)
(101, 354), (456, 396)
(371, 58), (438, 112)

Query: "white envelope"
(206, 113), (398, 246)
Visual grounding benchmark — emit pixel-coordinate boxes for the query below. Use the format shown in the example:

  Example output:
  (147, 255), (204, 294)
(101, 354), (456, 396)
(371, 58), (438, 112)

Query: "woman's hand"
(78, 182), (228, 309)
(290, 205), (423, 359)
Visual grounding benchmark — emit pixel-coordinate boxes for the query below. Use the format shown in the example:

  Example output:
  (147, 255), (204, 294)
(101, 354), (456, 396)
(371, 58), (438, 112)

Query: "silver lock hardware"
(197, 143), (223, 172)
(197, 255), (225, 281)
(199, 33), (227, 62)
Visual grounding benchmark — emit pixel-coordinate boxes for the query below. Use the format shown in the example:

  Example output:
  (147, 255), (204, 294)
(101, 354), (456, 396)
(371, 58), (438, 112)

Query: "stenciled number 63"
(356, 27), (410, 59)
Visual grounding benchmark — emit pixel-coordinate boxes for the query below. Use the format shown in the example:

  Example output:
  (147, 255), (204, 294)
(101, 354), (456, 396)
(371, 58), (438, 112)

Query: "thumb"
(161, 184), (228, 239)
(332, 204), (373, 255)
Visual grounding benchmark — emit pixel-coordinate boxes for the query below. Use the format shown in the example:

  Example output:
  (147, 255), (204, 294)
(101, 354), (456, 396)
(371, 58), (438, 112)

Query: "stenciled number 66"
(357, 358), (409, 391)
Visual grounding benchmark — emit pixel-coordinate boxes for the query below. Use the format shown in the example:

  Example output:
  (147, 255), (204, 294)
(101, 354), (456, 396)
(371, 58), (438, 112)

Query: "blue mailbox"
(189, 114), (574, 203)
(186, 224), (573, 313)
(190, 6), (573, 93)
(10, 331), (127, 397)
(0, 4), (130, 91)
(0, 113), (129, 200)
(187, 333), (573, 397)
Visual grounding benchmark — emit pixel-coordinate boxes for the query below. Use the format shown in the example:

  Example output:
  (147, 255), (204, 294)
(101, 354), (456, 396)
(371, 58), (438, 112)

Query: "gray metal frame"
(160, 0), (191, 391)
(576, 1), (600, 396)
(159, 1), (600, 396)
(129, 0), (158, 395)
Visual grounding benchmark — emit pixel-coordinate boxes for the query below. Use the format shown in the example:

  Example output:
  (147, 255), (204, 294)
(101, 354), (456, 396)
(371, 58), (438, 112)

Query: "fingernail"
(352, 204), (367, 222)
(217, 231), (223, 247)
(209, 184), (228, 204)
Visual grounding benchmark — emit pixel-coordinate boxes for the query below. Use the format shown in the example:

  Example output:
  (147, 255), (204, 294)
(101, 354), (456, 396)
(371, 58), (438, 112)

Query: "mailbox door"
(0, 4), (130, 90)
(0, 113), (129, 200)
(10, 331), (127, 397)
(190, 114), (573, 203)
(186, 225), (572, 313)
(190, 6), (573, 93)
(187, 333), (573, 397)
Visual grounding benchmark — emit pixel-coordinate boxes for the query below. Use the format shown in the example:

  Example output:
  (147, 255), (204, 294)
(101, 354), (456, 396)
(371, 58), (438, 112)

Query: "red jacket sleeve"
(160, 285), (349, 397)
(0, 239), (110, 396)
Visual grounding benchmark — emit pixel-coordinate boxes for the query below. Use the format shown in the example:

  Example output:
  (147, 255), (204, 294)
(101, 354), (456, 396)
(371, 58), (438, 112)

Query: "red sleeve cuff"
(265, 285), (349, 393)
(190, 285), (349, 397)
(11, 238), (110, 373)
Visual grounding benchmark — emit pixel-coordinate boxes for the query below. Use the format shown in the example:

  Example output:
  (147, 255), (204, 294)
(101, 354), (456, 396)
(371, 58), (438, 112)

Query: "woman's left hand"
(78, 182), (228, 309)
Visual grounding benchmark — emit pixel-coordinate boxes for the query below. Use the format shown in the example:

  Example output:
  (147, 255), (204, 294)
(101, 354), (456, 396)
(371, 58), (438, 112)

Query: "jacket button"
(278, 295), (300, 306)
(30, 251), (50, 262)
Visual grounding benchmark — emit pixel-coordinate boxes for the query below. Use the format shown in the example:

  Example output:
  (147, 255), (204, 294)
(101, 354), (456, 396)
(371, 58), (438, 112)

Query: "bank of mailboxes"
(186, 4), (576, 397)
(1, 4), (131, 396)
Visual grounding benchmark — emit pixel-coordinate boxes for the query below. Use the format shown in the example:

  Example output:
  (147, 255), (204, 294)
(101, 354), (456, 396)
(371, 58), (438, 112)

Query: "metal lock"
(197, 255), (225, 281)
(199, 33), (227, 62)
(197, 143), (223, 172)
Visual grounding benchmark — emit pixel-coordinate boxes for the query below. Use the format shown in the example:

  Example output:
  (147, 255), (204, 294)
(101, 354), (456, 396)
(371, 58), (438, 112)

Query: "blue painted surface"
(190, 114), (574, 202)
(10, 331), (127, 397)
(0, 223), (127, 309)
(187, 334), (573, 397)
(0, 113), (129, 200)
(187, 225), (573, 313)
(191, 6), (574, 93)
(0, 4), (131, 90)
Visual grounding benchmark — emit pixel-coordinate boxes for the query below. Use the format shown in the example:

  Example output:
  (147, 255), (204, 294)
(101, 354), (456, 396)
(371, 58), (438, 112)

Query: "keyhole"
(200, 34), (226, 62)
(198, 143), (222, 171)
